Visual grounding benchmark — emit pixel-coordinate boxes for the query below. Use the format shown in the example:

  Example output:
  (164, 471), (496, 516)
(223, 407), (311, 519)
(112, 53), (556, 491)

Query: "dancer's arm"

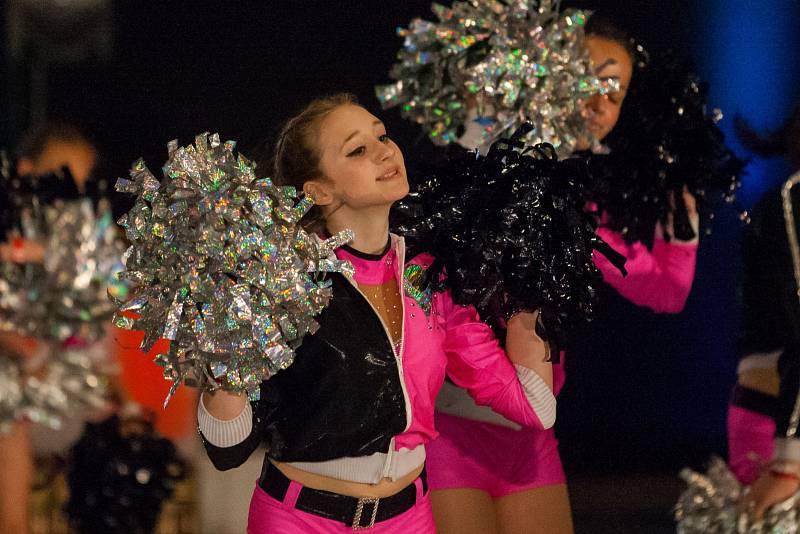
(197, 390), (262, 471)
(439, 291), (556, 430)
(0, 420), (32, 534)
(593, 191), (698, 312)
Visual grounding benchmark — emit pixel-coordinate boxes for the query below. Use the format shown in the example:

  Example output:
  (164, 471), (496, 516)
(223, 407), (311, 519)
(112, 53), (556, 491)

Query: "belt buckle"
(352, 497), (380, 530)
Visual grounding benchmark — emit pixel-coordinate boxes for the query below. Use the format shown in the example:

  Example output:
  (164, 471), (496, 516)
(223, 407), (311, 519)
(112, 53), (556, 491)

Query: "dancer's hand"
(506, 310), (553, 388)
(201, 389), (248, 421)
(0, 332), (39, 360)
(666, 187), (699, 240)
(683, 189), (697, 217)
(507, 310), (538, 332)
(0, 238), (45, 264)
(667, 187), (698, 218)
(739, 470), (800, 520)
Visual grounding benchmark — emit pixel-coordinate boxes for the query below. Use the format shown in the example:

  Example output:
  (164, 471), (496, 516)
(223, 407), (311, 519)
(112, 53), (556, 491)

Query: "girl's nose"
(375, 140), (394, 162)
(587, 94), (605, 114)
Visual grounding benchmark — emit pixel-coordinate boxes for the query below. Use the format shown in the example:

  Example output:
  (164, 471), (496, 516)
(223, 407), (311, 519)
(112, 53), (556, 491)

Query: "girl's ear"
(304, 180), (334, 206)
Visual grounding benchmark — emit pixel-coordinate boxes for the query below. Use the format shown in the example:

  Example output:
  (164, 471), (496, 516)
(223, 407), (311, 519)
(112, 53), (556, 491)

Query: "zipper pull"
(382, 438), (395, 479)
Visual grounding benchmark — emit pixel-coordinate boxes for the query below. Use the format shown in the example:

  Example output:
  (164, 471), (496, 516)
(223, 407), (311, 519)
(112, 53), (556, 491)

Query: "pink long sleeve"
(728, 405), (775, 485)
(593, 226), (698, 313)
(436, 290), (554, 430)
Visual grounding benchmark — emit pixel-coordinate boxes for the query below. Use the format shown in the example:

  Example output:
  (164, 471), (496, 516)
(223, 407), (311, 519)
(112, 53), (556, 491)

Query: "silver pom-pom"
(0, 198), (127, 342)
(0, 343), (109, 435)
(675, 456), (800, 533)
(113, 133), (353, 402)
(376, 0), (617, 155)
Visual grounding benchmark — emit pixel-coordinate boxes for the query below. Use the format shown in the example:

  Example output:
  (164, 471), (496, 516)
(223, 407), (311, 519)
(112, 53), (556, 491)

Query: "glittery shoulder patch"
(403, 263), (432, 314)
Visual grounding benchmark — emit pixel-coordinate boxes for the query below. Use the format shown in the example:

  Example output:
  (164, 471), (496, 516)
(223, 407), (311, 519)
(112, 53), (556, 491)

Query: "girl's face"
(584, 36), (634, 141)
(310, 104), (409, 212)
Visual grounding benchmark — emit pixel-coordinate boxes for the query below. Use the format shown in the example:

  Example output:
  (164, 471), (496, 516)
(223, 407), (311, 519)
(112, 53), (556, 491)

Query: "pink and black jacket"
(201, 235), (554, 471)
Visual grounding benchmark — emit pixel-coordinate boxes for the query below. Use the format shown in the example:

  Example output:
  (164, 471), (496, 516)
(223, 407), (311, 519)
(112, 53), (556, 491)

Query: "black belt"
(258, 461), (428, 530)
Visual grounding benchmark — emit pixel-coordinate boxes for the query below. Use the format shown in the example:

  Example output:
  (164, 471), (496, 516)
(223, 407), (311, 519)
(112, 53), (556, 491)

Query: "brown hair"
(15, 121), (92, 162)
(272, 93), (358, 232)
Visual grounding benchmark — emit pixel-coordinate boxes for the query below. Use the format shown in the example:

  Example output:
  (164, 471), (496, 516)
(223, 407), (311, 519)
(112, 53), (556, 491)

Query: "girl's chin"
(392, 184), (410, 201)
(588, 125), (609, 139)
(381, 179), (410, 199)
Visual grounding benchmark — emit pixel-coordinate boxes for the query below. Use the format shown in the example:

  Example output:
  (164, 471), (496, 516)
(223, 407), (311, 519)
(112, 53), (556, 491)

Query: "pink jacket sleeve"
(728, 404), (775, 485)
(436, 290), (552, 430)
(593, 226), (698, 313)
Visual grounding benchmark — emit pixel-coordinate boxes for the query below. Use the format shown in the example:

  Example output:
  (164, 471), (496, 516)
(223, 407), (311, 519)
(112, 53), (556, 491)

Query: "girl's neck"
(326, 204), (391, 255)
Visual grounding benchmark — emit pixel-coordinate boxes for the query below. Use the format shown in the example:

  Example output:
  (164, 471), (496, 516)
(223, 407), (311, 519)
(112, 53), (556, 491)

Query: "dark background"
(3, 0), (800, 489)
(1, 1), (712, 174)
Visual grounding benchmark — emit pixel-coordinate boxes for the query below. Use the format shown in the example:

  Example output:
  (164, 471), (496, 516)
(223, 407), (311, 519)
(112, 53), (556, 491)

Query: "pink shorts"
(247, 477), (435, 533)
(426, 412), (566, 498)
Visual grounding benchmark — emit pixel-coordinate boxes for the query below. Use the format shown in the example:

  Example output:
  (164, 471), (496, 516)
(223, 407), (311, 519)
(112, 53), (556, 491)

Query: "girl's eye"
(379, 134), (390, 143)
(346, 146), (366, 157)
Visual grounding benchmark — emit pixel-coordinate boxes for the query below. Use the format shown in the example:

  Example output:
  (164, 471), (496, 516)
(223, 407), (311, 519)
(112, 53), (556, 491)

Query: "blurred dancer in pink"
(427, 17), (699, 534)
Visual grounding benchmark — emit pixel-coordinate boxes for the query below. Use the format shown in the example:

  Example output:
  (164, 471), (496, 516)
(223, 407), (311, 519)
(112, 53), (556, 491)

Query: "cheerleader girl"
(426, 16), (699, 534)
(196, 93), (556, 533)
(728, 106), (800, 519)
(0, 122), (100, 534)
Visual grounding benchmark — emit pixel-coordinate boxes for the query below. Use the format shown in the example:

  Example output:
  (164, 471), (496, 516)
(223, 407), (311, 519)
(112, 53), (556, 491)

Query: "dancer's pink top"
(335, 238), (555, 451)
(593, 216), (698, 313)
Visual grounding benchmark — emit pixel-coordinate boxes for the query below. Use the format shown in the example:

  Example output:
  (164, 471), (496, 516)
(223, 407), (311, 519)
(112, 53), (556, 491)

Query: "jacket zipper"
(382, 438), (396, 479)
(341, 235), (414, 463)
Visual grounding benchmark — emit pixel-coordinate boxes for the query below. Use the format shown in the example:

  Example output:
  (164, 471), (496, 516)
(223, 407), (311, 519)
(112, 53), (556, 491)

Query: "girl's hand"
(0, 332), (39, 361)
(739, 470), (800, 520)
(506, 310), (553, 389)
(667, 187), (698, 217)
(201, 389), (248, 421)
(507, 310), (539, 333)
(0, 238), (45, 264)
(666, 187), (699, 241)
(682, 189), (698, 217)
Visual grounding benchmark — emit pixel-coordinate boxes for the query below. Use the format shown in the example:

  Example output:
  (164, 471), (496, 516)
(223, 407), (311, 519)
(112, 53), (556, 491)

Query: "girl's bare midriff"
(273, 460), (424, 499)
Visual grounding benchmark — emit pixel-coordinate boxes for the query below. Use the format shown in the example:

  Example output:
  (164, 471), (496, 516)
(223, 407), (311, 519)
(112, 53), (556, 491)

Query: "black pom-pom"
(586, 50), (747, 248)
(395, 125), (626, 351)
(65, 414), (186, 534)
